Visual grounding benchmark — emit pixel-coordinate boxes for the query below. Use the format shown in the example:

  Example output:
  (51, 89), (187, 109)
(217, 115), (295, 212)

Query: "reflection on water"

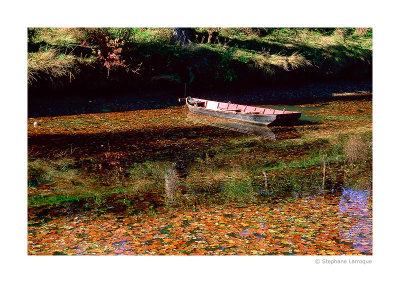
(187, 112), (277, 140)
(165, 162), (180, 204)
(211, 121), (276, 140)
(339, 187), (372, 254)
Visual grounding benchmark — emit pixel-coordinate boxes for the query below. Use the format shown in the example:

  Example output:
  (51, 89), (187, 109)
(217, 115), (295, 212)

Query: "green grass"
(264, 154), (343, 172)
(28, 186), (132, 207)
(221, 179), (257, 203)
(29, 195), (83, 207)
(28, 157), (170, 209)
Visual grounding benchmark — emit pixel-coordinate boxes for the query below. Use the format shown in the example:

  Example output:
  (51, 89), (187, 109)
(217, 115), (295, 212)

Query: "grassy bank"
(28, 28), (372, 95)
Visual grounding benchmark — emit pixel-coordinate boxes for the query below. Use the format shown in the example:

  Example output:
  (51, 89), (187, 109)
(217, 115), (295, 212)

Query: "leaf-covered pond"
(28, 93), (372, 255)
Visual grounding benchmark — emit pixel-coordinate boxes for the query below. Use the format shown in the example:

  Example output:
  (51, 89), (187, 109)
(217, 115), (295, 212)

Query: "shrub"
(81, 28), (141, 77)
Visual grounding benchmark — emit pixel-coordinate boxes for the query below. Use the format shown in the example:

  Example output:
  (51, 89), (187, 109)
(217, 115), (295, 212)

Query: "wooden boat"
(183, 97), (301, 126)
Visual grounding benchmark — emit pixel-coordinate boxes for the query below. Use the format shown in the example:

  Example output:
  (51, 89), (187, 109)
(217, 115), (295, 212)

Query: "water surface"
(27, 94), (372, 255)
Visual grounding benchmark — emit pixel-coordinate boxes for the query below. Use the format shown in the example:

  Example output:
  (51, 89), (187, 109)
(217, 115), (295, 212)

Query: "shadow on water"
(28, 91), (182, 118)
(29, 118), (280, 161)
(29, 107), (305, 160)
(28, 81), (371, 118)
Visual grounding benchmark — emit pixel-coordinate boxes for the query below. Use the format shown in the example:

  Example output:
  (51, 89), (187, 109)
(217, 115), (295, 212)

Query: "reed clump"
(344, 135), (370, 164)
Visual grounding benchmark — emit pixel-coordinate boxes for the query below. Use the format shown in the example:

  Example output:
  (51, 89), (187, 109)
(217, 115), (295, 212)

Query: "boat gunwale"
(186, 97), (301, 117)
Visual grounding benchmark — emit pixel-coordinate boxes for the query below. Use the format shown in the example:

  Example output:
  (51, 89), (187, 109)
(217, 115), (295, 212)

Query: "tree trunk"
(172, 28), (193, 45)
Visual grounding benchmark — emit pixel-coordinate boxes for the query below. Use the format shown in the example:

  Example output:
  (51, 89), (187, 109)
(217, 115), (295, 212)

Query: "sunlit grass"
(30, 28), (85, 46)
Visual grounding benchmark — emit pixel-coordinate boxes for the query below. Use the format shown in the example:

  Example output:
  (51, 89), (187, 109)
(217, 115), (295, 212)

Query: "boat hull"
(187, 103), (277, 126)
(186, 98), (301, 126)
(270, 112), (302, 125)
